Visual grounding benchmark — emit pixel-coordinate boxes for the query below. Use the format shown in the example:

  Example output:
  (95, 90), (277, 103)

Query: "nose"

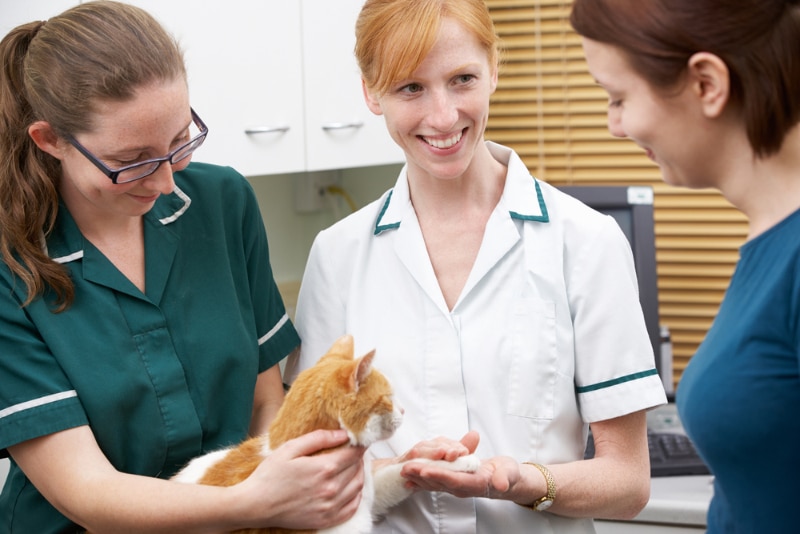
(607, 107), (625, 138)
(427, 88), (459, 131)
(143, 161), (176, 195)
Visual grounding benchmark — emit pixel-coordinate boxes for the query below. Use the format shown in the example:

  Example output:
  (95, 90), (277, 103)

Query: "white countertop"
(599, 403), (715, 528)
(636, 475), (714, 526)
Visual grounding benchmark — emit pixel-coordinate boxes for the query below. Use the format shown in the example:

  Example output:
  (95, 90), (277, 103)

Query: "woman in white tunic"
(286, 0), (667, 532)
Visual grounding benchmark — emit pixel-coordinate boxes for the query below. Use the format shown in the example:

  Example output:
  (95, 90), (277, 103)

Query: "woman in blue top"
(0, 2), (364, 532)
(571, 0), (800, 531)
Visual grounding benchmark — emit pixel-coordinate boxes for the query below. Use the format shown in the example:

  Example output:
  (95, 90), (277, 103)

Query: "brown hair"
(0, 1), (185, 310)
(355, 0), (501, 96)
(570, 0), (800, 158)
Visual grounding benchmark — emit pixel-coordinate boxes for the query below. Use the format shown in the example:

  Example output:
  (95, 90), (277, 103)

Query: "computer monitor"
(557, 185), (664, 385)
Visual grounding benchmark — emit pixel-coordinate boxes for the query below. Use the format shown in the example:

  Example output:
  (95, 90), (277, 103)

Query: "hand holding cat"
(235, 429), (367, 530)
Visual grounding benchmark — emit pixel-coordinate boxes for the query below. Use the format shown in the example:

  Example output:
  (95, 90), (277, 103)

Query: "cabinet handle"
(321, 121), (364, 131)
(244, 125), (291, 134)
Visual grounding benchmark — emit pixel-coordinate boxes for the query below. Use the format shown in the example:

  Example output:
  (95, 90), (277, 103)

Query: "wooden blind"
(485, 0), (748, 388)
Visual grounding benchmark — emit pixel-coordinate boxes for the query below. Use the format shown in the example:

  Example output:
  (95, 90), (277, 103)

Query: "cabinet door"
(124, 1), (306, 176)
(301, 0), (403, 171)
(0, 1), (77, 39)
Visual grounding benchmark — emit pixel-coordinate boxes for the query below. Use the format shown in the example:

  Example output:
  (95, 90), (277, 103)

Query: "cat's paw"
(448, 453), (481, 473)
(412, 453), (481, 473)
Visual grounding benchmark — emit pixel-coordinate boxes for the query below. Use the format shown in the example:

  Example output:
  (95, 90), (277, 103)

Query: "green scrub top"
(0, 163), (300, 534)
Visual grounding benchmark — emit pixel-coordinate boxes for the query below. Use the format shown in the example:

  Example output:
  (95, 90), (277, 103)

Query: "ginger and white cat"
(171, 335), (479, 534)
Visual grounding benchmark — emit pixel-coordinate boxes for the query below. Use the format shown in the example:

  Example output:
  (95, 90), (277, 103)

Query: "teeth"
(424, 131), (462, 149)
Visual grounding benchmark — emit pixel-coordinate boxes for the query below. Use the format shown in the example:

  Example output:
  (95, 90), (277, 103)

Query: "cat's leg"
(371, 462), (411, 517)
(318, 459), (376, 534)
(371, 454), (480, 517)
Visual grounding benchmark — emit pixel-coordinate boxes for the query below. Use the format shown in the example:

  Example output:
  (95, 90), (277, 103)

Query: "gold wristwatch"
(519, 462), (556, 511)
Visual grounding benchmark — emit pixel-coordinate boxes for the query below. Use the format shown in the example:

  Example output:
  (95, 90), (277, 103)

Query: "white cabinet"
(124, 1), (306, 176)
(2, 1), (403, 176)
(128, 0), (402, 176)
(301, 0), (403, 171)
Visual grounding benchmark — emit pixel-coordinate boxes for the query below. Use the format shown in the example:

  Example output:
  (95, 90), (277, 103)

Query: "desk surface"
(638, 475), (714, 526)
(609, 403), (714, 528)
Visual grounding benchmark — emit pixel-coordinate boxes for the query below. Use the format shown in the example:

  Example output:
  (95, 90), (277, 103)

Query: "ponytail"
(0, 21), (70, 310)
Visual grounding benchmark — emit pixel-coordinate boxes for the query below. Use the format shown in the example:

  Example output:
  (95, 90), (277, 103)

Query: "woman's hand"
(400, 454), (530, 501)
(397, 430), (480, 464)
(393, 430), (540, 503)
(399, 412), (653, 519)
(236, 429), (366, 530)
(10, 426), (366, 533)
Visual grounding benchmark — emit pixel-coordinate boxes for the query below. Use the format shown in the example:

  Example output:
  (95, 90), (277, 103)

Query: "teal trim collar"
(374, 190), (400, 235)
(509, 178), (549, 222)
(371, 142), (552, 236)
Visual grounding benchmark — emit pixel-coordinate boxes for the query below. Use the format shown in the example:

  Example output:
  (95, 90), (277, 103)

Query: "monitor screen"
(557, 185), (665, 388)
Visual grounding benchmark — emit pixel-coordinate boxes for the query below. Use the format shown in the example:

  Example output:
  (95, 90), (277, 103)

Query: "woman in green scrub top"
(0, 2), (365, 532)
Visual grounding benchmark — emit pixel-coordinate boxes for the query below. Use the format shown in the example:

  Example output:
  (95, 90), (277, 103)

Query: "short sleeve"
(0, 279), (88, 455)
(238, 177), (300, 372)
(567, 213), (666, 421)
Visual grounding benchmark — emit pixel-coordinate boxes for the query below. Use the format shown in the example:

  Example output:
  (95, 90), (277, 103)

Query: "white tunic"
(286, 142), (667, 533)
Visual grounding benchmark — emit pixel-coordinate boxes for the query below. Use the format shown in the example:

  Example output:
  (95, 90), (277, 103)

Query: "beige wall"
(247, 163), (401, 283)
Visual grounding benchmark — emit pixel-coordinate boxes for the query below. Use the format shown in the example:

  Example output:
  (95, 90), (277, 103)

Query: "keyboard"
(584, 430), (710, 477)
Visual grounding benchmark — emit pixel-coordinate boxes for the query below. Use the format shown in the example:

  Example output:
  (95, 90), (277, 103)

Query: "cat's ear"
(352, 350), (375, 392)
(328, 335), (355, 360)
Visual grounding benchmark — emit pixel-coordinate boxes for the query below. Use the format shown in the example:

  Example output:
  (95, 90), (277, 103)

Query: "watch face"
(535, 499), (553, 511)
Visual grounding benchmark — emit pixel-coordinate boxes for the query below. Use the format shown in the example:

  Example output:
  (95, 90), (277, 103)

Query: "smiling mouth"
(131, 192), (160, 203)
(421, 129), (464, 149)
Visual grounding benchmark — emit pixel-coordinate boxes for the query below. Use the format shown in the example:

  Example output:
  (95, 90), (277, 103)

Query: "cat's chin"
(344, 407), (403, 446)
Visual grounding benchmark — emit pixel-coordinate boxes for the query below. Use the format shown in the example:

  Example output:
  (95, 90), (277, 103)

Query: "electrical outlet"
(293, 170), (342, 213)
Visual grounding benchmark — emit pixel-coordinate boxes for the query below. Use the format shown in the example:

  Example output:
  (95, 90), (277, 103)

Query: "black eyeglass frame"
(66, 108), (208, 184)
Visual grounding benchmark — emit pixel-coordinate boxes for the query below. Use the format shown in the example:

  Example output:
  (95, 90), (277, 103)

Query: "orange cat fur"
(169, 335), (479, 534)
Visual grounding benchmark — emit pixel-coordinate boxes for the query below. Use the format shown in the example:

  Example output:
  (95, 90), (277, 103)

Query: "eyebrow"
(109, 116), (194, 156)
(448, 62), (483, 76)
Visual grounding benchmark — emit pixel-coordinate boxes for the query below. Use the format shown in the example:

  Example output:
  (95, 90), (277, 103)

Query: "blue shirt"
(0, 163), (300, 533)
(677, 208), (800, 533)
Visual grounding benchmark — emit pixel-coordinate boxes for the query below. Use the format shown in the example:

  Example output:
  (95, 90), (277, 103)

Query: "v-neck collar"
(373, 141), (549, 236)
(46, 185), (191, 304)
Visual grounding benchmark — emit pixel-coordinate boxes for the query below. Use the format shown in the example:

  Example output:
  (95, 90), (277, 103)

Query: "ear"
(362, 78), (383, 116)
(326, 334), (355, 360)
(351, 349), (375, 392)
(686, 52), (729, 119)
(28, 121), (66, 160)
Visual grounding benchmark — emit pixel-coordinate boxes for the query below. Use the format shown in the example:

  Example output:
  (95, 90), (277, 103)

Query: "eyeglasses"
(66, 108), (208, 184)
